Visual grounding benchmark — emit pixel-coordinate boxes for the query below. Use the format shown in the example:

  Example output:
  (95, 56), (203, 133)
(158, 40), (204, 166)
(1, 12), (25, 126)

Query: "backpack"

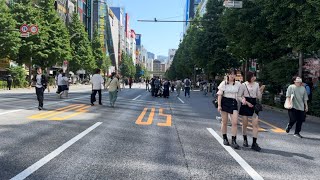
(185, 79), (190, 86)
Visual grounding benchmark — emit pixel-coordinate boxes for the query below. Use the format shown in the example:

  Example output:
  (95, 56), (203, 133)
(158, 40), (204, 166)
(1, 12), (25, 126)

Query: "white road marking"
(207, 128), (264, 180)
(132, 95), (142, 100)
(0, 92), (109, 116)
(10, 122), (103, 180)
(177, 97), (185, 104)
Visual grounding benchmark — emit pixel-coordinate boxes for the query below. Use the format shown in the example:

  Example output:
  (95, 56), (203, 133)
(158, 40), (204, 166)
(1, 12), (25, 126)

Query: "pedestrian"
(105, 72), (120, 107)
(171, 80), (175, 92)
(32, 67), (47, 110)
(129, 77), (133, 89)
(238, 71), (265, 151)
(217, 69), (242, 149)
(90, 68), (104, 106)
(154, 77), (161, 97)
(163, 79), (171, 98)
(151, 77), (155, 96)
(7, 75), (13, 90)
(175, 79), (183, 97)
(61, 73), (69, 98)
(184, 77), (191, 98)
(285, 76), (309, 138)
(56, 69), (64, 98)
(146, 78), (150, 91)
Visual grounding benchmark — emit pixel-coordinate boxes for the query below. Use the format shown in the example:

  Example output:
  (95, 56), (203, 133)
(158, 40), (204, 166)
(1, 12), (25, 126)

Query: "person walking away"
(184, 77), (191, 97)
(90, 69), (104, 106)
(176, 79), (183, 97)
(217, 69), (242, 149)
(163, 79), (171, 98)
(56, 69), (64, 98)
(146, 78), (150, 91)
(238, 72), (265, 151)
(285, 76), (308, 138)
(7, 75), (13, 90)
(151, 78), (155, 96)
(105, 72), (120, 107)
(171, 80), (175, 92)
(32, 67), (47, 110)
(129, 77), (133, 89)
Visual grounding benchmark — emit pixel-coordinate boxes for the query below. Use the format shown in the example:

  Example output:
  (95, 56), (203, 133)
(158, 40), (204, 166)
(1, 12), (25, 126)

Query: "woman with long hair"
(217, 69), (242, 149)
(238, 72), (265, 151)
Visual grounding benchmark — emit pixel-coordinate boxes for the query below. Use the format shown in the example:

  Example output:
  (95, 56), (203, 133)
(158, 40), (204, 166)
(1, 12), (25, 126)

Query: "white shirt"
(36, 74), (43, 88)
(238, 82), (261, 99)
(90, 74), (104, 90)
(217, 81), (241, 99)
(57, 74), (63, 86)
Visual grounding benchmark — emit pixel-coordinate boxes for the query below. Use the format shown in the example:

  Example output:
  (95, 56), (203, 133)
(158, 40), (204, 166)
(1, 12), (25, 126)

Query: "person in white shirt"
(217, 69), (242, 149)
(105, 72), (120, 107)
(56, 69), (64, 97)
(90, 68), (104, 106)
(238, 71), (265, 151)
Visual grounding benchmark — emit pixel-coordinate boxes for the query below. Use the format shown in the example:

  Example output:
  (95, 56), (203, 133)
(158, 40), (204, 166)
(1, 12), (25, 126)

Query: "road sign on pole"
(29, 25), (39, 34)
(20, 24), (29, 33)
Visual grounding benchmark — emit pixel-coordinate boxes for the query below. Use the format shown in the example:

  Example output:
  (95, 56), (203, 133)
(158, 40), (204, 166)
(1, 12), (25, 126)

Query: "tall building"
(147, 52), (155, 60)
(153, 60), (161, 77)
(107, 7), (120, 71)
(130, 29), (137, 65)
(135, 34), (142, 64)
(183, 0), (202, 34)
(198, 0), (208, 17)
(157, 55), (168, 63)
(110, 7), (126, 62)
(77, 0), (92, 38)
(92, 0), (107, 54)
(167, 49), (177, 70)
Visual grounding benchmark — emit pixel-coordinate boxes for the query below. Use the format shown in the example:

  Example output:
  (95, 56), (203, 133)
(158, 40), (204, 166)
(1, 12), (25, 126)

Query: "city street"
(0, 85), (319, 180)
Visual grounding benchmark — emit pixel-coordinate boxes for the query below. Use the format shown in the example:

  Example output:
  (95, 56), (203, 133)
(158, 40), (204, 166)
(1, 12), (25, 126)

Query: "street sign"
(20, 32), (30, 38)
(223, 1), (243, 8)
(29, 25), (39, 34)
(20, 24), (29, 33)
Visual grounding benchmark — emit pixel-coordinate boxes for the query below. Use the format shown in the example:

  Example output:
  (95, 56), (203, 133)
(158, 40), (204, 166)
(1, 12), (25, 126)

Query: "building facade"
(166, 49), (177, 70)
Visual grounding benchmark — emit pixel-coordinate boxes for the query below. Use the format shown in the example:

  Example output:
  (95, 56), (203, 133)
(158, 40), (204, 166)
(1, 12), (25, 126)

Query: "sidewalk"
(0, 84), (92, 94)
(263, 104), (320, 124)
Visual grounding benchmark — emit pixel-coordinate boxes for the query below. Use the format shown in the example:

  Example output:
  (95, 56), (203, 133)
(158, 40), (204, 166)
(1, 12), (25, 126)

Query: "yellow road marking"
(28, 104), (85, 120)
(258, 119), (286, 133)
(49, 105), (91, 121)
(136, 108), (155, 125)
(238, 117), (267, 132)
(157, 108), (172, 127)
(28, 104), (79, 119)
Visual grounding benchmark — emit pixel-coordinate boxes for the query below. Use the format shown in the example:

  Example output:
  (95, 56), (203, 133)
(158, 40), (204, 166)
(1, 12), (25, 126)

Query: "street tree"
(91, 26), (104, 68)
(120, 52), (135, 78)
(35, 0), (72, 68)
(69, 13), (95, 73)
(0, 0), (20, 59)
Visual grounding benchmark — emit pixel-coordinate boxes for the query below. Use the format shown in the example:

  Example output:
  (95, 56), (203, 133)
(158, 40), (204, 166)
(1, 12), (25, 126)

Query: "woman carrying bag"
(285, 76), (308, 138)
(217, 69), (242, 149)
(238, 72), (265, 151)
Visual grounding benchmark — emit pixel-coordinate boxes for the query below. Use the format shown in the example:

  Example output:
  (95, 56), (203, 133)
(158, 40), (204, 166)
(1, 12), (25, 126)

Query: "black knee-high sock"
(243, 135), (247, 141)
(223, 134), (228, 140)
(253, 137), (257, 144)
(232, 136), (236, 141)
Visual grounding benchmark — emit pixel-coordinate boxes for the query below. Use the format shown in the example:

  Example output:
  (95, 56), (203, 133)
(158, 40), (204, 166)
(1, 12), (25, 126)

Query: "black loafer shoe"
(243, 140), (249, 147)
(251, 143), (261, 152)
(223, 139), (230, 146)
(294, 134), (303, 138)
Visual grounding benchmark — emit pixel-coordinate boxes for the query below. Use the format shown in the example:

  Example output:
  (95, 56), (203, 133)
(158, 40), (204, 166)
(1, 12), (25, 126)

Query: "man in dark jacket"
(32, 67), (48, 110)
(7, 75), (13, 90)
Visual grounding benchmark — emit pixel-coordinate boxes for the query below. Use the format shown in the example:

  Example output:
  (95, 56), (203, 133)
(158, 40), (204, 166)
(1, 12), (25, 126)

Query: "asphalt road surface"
(0, 84), (319, 180)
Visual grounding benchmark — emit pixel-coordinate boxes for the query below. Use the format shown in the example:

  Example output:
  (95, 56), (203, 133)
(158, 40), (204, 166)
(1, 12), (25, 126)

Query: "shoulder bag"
(245, 83), (263, 114)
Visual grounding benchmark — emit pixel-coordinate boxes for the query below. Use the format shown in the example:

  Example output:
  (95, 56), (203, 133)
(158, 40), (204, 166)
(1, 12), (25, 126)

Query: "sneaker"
(243, 140), (249, 147)
(223, 139), (230, 146)
(38, 106), (42, 110)
(294, 133), (303, 138)
(231, 140), (240, 149)
(285, 125), (291, 133)
(91, 103), (94, 106)
(251, 143), (261, 152)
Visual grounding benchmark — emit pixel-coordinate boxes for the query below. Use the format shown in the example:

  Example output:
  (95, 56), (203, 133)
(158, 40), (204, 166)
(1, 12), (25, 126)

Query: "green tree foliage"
(69, 13), (95, 73)
(11, 0), (46, 66)
(120, 52), (135, 78)
(311, 88), (320, 117)
(6, 65), (28, 87)
(0, 0), (20, 59)
(92, 26), (104, 68)
(35, 0), (71, 68)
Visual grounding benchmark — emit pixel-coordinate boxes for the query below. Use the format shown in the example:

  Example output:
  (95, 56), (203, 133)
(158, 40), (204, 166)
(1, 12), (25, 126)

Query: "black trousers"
(36, 87), (44, 107)
(7, 82), (12, 90)
(185, 87), (190, 97)
(91, 90), (102, 104)
(288, 108), (305, 134)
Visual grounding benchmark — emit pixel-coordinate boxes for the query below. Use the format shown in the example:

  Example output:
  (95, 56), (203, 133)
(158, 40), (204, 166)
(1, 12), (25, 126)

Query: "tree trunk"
(298, 51), (303, 78)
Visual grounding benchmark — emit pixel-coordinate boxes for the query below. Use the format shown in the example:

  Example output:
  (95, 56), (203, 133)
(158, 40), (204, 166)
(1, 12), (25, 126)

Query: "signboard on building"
(135, 34), (141, 46)
(125, 13), (130, 38)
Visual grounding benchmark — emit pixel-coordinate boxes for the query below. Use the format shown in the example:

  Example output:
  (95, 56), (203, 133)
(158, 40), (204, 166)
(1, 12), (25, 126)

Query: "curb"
(263, 104), (320, 124)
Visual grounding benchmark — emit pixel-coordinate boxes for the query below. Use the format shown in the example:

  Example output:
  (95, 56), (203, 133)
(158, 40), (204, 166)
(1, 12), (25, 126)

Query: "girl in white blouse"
(238, 72), (265, 151)
(217, 69), (242, 149)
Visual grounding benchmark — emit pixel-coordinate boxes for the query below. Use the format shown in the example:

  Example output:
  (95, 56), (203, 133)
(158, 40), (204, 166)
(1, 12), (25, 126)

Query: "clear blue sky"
(113, 0), (185, 57)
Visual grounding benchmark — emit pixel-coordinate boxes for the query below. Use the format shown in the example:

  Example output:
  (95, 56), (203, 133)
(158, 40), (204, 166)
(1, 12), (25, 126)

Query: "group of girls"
(217, 69), (265, 151)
